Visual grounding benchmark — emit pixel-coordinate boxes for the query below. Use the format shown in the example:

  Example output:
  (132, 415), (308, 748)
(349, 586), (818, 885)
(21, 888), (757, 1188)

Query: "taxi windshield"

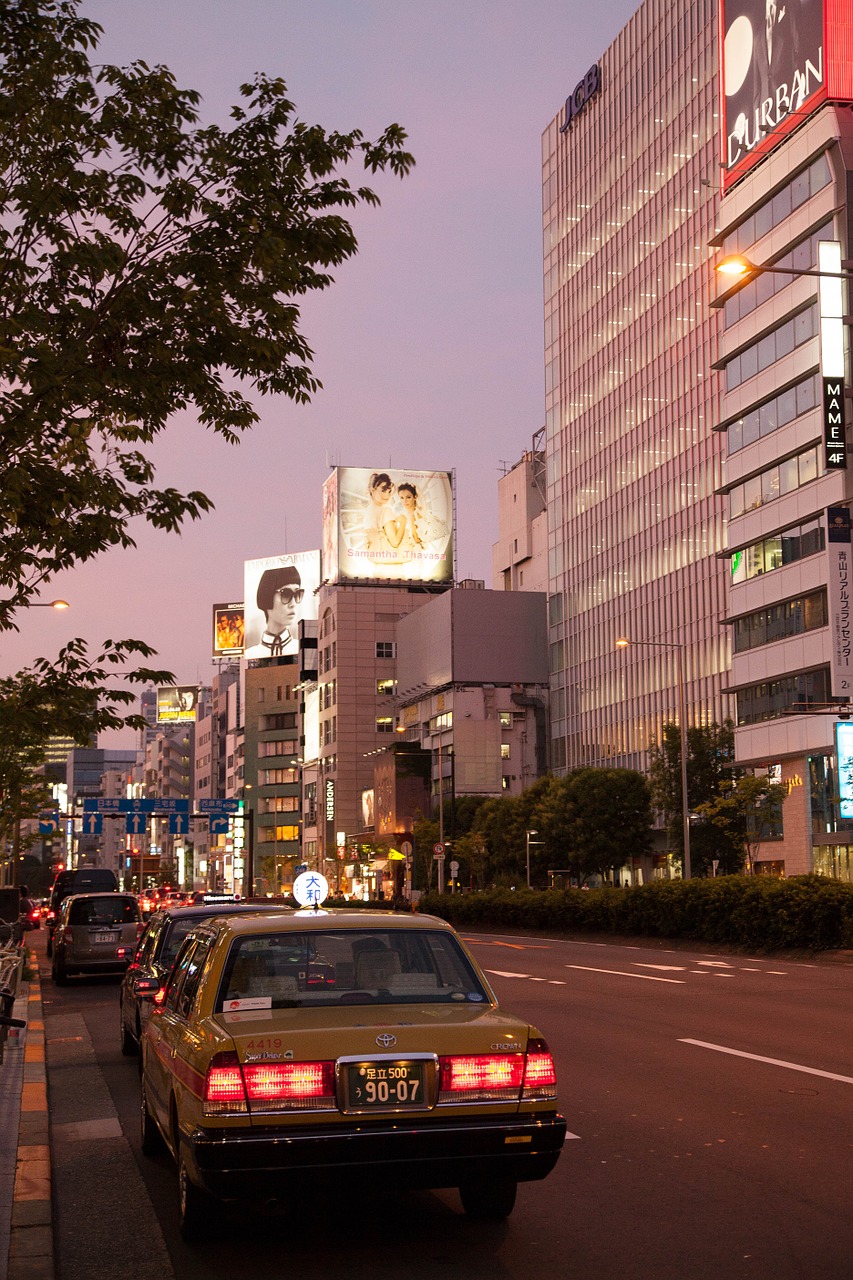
(215, 929), (490, 1010)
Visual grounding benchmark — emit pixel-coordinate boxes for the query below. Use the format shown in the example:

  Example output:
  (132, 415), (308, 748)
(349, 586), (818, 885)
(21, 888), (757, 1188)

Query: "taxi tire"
(140, 1082), (164, 1157)
(177, 1149), (213, 1241)
(458, 1179), (518, 1220)
(119, 1003), (136, 1057)
(52, 950), (67, 987)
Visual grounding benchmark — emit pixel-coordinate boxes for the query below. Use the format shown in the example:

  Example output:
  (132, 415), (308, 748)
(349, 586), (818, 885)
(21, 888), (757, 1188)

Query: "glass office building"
(543, 0), (729, 779)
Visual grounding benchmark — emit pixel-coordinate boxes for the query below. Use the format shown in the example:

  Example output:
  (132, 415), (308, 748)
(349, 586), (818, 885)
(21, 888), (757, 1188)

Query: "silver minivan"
(51, 892), (142, 985)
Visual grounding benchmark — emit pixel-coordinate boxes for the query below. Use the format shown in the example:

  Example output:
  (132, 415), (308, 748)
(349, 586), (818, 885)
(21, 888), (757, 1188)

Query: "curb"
(8, 950), (53, 1280)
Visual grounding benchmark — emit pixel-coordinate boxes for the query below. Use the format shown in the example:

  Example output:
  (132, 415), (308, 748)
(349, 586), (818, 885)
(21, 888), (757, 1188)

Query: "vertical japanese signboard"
(827, 507), (853, 697)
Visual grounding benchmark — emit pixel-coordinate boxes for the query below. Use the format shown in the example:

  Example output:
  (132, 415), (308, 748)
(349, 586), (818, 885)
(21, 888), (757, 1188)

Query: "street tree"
(694, 775), (786, 874)
(0, 0), (413, 620)
(0, 0), (413, 752)
(647, 720), (739, 871)
(562, 767), (652, 884)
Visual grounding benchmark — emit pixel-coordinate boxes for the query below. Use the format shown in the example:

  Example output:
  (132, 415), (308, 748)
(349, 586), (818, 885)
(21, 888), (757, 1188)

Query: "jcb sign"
(560, 64), (601, 133)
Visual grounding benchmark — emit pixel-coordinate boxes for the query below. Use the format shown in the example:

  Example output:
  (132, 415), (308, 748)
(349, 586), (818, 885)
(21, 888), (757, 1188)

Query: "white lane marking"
(696, 960), (733, 968)
(634, 964), (686, 972)
(679, 1039), (853, 1085)
(485, 970), (531, 979)
(565, 964), (684, 984)
(564, 1131), (582, 1141)
(766, 970), (787, 976)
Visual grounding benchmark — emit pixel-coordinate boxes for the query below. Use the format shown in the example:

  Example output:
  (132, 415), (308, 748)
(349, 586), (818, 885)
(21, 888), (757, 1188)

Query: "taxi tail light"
(243, 1060), (336, 1109)
(152, 985), (167, 1007)
(204, 1051), (248, 1114)
(438, 1053), (525, 1101)
(522, 1037), (558, 1100)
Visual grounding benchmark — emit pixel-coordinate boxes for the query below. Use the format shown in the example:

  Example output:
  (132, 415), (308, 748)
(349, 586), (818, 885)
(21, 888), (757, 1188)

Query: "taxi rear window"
(215, 929), (490, 1010)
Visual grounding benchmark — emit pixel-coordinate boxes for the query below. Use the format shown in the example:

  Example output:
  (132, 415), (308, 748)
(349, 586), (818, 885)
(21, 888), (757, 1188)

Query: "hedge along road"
(42, 929), (853, 1280)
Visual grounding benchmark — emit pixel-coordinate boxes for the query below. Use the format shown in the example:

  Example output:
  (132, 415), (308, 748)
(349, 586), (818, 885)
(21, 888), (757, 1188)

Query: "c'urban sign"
(560, 64), (601, 133)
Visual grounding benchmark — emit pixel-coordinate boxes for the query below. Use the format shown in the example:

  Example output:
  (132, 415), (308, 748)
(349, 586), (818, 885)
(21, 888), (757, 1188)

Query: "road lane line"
(565, 964), (685, 984)
(679, 1039), (853, 1085)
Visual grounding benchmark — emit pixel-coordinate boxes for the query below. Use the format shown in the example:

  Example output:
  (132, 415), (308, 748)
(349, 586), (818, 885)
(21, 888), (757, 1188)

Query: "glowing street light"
(31, 599), (70, 609)
(716, 253), (853, 282)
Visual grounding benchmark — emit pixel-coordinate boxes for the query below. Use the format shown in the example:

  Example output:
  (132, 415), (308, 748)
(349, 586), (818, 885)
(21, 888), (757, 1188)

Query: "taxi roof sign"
(292, 870), (329, 912)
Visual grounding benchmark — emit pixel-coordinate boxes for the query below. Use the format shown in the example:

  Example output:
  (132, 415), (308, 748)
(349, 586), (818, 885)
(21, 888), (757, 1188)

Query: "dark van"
(47, 869), (119, 955)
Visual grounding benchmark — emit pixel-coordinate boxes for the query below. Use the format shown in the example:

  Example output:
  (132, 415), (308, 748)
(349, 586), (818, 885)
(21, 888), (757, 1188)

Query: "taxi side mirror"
(133, 976), (161, 998)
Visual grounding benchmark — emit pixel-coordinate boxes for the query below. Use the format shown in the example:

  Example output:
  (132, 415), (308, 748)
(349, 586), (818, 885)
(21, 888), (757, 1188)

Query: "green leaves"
(0, 0), (414, 621)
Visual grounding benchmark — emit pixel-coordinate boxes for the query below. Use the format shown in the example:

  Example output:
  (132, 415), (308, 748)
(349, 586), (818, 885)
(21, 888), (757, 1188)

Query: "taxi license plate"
(93, 932), (118, 944)
(346, 1061), (425, 1109)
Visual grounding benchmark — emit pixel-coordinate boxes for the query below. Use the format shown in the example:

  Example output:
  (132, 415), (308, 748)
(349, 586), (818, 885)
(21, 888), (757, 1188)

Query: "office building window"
(728, 445), (820, 520)
(376, 641), (396, 659)
(733, 590), (827, 653)
(736, 668), (830, 725)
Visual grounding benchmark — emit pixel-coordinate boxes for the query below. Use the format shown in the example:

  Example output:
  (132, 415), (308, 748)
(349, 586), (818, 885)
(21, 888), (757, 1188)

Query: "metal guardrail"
(0, 944), (26, 1063)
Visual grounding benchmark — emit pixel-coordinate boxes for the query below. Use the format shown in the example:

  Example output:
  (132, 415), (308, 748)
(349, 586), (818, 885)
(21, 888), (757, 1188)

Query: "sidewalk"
(0, 940), (53, 1280)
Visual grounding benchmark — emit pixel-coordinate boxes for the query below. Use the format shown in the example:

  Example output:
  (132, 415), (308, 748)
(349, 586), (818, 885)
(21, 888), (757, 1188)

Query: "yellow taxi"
(138, 896), (566, 1238)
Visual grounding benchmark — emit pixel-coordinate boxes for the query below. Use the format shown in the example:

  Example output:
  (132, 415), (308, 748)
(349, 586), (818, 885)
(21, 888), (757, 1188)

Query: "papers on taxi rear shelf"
(223, 997), (272, 1012)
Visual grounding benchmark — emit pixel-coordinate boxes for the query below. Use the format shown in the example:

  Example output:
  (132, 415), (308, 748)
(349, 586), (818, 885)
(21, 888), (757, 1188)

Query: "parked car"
(119, 901), (292, 1057)
(46, 869), (119, 956)
(138, 909), (566, 1238)
(51, 892), (142, 985)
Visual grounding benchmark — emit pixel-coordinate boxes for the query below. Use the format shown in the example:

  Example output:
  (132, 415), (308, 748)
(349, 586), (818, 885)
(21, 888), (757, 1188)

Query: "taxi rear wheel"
(458, 1179), (518, 1220)
(140, 1081), (163, 1157)
(119, 1001), (136, 1056)
(52, 950), (67, 987)
(177, 1149), (213, 1240)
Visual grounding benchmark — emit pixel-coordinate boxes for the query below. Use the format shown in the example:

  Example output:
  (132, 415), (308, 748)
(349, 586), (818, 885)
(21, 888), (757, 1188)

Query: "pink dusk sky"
(6, 0), (639, 724)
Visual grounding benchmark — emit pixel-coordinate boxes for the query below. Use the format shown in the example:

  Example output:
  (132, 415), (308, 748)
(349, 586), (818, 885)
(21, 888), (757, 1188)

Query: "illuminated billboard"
(721, 1), (853, 189)
(212, 602), (244, 658)
(243, 550), (320, 660)
(157, 685), (198, 723)
(324, 467), (453, 585)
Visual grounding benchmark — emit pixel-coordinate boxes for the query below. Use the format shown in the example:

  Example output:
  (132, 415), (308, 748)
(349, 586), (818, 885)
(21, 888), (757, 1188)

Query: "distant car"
(51, 892), (142, 985)
(119, 901), (292, 1058)
(138, 909), (566, 1238)
(46, 869), (119, 956)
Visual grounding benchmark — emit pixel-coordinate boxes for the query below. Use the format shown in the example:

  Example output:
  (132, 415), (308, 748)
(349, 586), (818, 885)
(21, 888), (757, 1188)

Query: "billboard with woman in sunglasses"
(243, 550), (320, 659)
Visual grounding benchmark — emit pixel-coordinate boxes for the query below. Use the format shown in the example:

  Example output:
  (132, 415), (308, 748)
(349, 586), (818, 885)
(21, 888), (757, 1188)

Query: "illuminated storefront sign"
(819, 241), (846, 471)
(836, 722), (853, 817)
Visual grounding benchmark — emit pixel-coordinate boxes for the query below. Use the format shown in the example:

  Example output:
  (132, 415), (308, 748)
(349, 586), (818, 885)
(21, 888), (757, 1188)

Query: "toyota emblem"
(375, 1033), (397, 1048)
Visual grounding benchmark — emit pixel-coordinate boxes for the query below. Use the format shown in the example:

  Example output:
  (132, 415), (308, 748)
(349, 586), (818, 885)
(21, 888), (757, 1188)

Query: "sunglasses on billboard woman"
(275, 587), (304, 604)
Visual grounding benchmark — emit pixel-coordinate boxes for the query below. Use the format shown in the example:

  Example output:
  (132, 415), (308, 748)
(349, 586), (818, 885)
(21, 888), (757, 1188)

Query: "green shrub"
(417, 874), (853, 952)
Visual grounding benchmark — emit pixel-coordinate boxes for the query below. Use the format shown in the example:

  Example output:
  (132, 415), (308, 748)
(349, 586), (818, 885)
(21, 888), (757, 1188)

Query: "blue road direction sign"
(81, 812), (103, 836)
(198, 798), (241, 813)
(209, 814), (230, 835)
(38, 811), (61, 835)
(169, 813), (189, 836)
(82, 797), (189, 814)
(125, 812), (148, 836)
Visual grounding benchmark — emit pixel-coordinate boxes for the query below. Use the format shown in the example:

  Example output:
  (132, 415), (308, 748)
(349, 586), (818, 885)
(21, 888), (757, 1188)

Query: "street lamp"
(30, 600), (70, 609)
(616, 637), (691, 880)
(716, 253), (853, 282)
(525, 829), (542, 889)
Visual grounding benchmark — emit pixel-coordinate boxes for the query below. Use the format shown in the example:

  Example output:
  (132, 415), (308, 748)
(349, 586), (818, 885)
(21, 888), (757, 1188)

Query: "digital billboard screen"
(324, 467), (453, 585)
(157, 685), (199, 723)
(243, 550), (320, 660)
(721, 0), (825, 186)
(212, 602), (244, 658)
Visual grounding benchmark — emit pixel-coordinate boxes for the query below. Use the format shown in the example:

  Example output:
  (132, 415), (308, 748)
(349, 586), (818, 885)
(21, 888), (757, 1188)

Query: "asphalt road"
(38, 929), (853, 1280)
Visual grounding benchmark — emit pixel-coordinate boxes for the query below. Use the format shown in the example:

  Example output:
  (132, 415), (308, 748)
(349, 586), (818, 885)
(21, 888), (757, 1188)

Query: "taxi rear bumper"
(186, 1111), (566, 1198)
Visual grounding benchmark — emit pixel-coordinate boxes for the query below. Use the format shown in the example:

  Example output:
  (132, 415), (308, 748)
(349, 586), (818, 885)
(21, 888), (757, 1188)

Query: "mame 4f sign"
(560, 64), (601, 133)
